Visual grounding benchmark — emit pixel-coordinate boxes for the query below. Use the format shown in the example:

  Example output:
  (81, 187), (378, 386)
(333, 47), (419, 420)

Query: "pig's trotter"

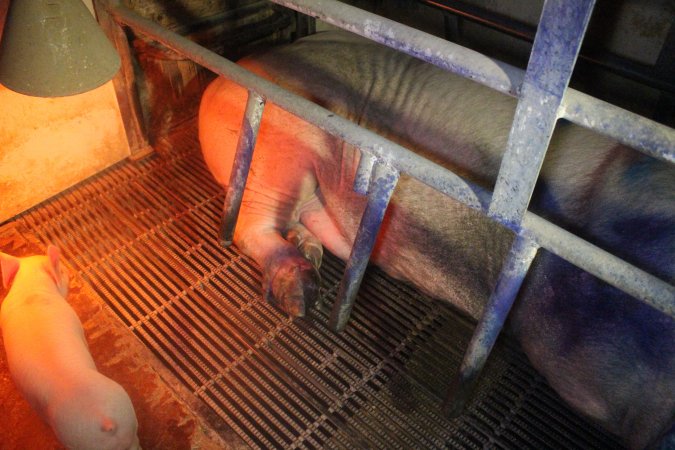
(264, 256), (320, 318)
(286, 224), (323, 272)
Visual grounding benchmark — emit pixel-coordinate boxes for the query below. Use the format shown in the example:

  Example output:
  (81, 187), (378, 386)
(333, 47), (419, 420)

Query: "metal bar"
(219, 91), (266, 246)
(109, 1), (674, 168)
(562, 90), (675, 163)
(354, 152), (376, 195)
(329, 162), (400, 332)
(93, 0), (153, 160)
(109, 5), (486, 213)
(421, 0), (675, 95)
(272, 0), (675, 166)
(489, 0), (596, 228)
(269, 0), (524, 97)
(107, 5), (675, 320)
(423, 0), (536, 41)
(522, 214), (675, 316)
(269, 1), (674, 162)
(444, 234), (539, 417)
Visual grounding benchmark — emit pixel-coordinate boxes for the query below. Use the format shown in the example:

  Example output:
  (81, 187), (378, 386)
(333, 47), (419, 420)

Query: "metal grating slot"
(18, 126), (625, 449)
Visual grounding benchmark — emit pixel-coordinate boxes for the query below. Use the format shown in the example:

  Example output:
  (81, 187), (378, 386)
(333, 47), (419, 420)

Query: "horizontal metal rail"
(419, 0), (675, 95)
(108, 4), (674, 320)
(271, 0), (675, 164)
(561, 89), (674, 163)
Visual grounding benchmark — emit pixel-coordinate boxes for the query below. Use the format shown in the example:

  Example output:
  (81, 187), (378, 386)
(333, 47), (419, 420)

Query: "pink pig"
(0, 245), (140, 450)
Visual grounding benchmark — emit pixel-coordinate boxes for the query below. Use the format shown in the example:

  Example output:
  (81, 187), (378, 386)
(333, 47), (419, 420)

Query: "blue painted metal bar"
(353, 151), (375, 195)
(562, 89), (675, 164)
(273, 0), (675, 166)
(522, 213), (675, 316)
(269, 0), (524, 97)
(219, 90), (266, 246)
(329, 161), (400, 332)
(108, 5), (675, 321)
(489, 0), (596, 229)
(444, 234), (540, 417)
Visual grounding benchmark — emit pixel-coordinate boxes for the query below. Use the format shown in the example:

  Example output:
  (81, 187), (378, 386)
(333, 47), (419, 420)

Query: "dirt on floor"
(0, 221), (231, 450)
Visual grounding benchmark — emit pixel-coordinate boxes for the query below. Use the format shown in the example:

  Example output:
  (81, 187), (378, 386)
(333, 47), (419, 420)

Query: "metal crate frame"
(96, 0), (674, 425)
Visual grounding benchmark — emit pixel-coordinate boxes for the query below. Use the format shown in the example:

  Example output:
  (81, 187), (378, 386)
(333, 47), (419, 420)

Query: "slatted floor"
(12, 124), (624, 449)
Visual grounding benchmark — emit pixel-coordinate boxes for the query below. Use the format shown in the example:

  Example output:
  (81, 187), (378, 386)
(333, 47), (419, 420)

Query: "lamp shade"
(0, 0), (121, 97)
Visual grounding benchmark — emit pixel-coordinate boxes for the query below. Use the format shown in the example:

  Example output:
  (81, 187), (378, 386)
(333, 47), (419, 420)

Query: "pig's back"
(240, 30), (518, 185)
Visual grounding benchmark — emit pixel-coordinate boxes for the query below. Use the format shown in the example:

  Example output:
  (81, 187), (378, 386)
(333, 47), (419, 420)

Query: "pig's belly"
(314, 152), (513, 319)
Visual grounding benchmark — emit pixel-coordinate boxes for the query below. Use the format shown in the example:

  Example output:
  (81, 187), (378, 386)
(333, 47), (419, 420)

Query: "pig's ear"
(0, 252), (20, 289)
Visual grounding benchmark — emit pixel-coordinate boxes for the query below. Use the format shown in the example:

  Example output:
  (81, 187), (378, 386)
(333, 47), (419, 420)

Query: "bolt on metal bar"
(329, 162), (400, 332)
(489, 0), (596, 229)
(219, 91), (266, 246)
(107, 5), (675, 320)
(444, 234), (539, 417)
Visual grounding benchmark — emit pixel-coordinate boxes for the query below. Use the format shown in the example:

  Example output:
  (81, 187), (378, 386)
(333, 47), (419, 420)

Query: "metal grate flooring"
(13, 125), (624, 449)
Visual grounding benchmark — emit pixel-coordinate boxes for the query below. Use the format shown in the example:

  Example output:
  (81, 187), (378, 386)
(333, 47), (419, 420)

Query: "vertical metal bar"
(353, 151), (376, 195)
(329, 161), (400, 332)
(489, 0), (596, 229)
(219, 91), (266, 246)
(444, 234), (539, 417)
(93, 0), (154, 160)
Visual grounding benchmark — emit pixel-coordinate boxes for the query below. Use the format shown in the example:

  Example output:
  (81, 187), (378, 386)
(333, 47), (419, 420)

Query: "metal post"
(329, 161), (400, 332)
(106, 4), (675, 320)
(444, 234), (539, 417)
(353, 151), (376, 195)
(219, 91), (266, 246)
(489, 0), (596, 229)
(269, 0), (523, 96)
(93, 0), (154, 160)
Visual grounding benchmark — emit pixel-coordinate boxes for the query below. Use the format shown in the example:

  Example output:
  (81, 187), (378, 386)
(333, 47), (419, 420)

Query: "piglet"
(0, 245), (140, 450)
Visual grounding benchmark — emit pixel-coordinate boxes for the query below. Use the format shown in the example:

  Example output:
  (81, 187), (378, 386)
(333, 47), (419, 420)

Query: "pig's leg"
(261, 193), (352, 316)
(201, 77), (346, 317)
(235, 213), (320, 317)
(297, 194), (352, 262)
(231, 123), (323, 317)
(285, 222), (323, 272)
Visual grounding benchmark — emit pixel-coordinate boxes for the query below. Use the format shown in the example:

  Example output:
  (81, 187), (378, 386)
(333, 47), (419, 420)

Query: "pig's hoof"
(286, 225), (323, 271)
(264, 262), (320, 318)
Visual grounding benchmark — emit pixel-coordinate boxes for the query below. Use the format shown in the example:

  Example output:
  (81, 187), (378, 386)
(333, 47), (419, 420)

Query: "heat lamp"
(0, 0), (120, 97)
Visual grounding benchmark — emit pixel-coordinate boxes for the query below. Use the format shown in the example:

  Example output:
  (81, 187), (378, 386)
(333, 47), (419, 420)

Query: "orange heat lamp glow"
(0, 1), (130, 223)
